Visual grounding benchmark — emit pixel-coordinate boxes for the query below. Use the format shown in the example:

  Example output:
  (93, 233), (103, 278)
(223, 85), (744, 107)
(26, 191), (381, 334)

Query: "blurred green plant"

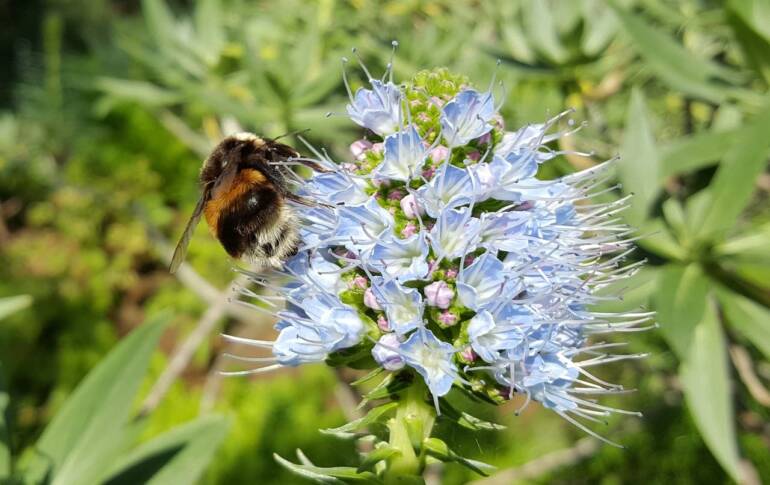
(1, 0), (769, 483)
(1, 313), (229, 485)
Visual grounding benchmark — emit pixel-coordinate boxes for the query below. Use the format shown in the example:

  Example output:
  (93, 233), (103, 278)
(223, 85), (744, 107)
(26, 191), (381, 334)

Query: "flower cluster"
(225, 56), (649, 443)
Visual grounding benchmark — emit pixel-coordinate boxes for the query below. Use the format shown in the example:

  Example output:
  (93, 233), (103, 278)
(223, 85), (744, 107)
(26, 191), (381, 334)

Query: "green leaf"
(436, 399), (505, 431)
(103, 415), (229, 485)
(320, 402), (398, 439)
(605, 0), (738, 103)
(0, 295), (31, 321)
(274, 451), (382, 484)
(679, 297), (742, 482)
(636, 219), (686, 261)
(715, 286), (770, 361)
(356, 445), (400, 473)
(1, 363), (11, 479)
(654, 264), (709, 359)
(194, 0), (225, 64)
(422, 437), (496, 476)
(522, 0), (569, 64)
(94, 78), (182, 108)
(693, 108), (770, 241)
(715, 220), (770, 264)
(658, 129), (739, 179)
(593, 266), (658, 313)
(35, 313), (170, 485)
(619, 88), (659, 225)
(728, 7), (770, 85)
(729, 0), (770, 43)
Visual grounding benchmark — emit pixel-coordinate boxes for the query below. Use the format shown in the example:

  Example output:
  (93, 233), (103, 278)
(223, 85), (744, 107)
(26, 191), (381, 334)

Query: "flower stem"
(384, 381), (436, 484)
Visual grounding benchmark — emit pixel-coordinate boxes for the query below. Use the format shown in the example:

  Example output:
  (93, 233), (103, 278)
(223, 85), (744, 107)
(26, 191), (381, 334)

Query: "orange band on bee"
(204, 169), (269, 234)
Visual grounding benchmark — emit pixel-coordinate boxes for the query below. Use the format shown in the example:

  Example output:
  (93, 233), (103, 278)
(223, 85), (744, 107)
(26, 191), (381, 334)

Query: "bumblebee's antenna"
(273, 128), (311, 141)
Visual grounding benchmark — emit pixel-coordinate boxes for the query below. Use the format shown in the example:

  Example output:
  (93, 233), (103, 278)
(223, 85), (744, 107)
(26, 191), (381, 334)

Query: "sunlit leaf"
(103, 415), (229, 485)
(715, 220), (770, 264)
(715, 286), (770, 361)
(679, 297), (742, 482)
(35, 313), (170, 485)
(693, 108), (770, 241)
(0, 295), (31, 321)
(423, 437), (496, 476)
(619, 88), (660, 225)
(606, 0), (739, 103)
(654, 264), (709, 359)
(320, 402), (398, 439)
(658, 129), (739, 179)
(274, 451), (382, 484)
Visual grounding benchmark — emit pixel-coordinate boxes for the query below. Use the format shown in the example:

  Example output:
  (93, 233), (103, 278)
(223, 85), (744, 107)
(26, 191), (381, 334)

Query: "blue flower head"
(225, 59), (649, 444)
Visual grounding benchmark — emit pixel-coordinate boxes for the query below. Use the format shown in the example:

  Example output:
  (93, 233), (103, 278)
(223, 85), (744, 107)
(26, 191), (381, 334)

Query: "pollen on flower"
(224, 56), (650, 445)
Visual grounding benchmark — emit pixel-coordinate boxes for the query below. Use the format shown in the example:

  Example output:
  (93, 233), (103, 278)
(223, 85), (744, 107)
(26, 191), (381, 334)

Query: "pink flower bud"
(377, 315), (391, 332)
(350, 139), (372, 159)
(445, 268), (458, 279)
(438, 310), (458, 326)
(401, 223), (417, 238)
(370, 142), (384, 154)
(476, 132), (492, 145)
(429, 145), (450, 163)
(422, 167), (436, 180)
(400, 194), (423, 219)
(430, 96), (444, 107)
(464, 255), (475, 266)
(364, 287), (382, 310)
(340, 162), (358, 172)
(387, 189), (404, 201)
(424, 281), (454, 309)
(351, 275), (368, 289)
(460, 346), (476, 362)
(467, 150), (480, 162)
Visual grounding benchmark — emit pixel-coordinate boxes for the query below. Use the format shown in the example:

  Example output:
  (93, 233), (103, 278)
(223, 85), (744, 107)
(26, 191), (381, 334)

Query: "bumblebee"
(169, 132), (321, 273)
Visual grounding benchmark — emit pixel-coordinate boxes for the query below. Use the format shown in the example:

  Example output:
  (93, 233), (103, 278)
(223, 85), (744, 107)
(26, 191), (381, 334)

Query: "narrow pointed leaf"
(619, 89), (659, 225)
(437, 398), (505, 431)
(274, 453), (381, 484)
(654, 265), (709, 359)
(679, 297), (742, 482)
(356, 446), (400, 473)
(103, 415), (229, 485)
(423, 437), (496, 476)
(36, 313), (170, 485)
(606, 0), (739, 102)
(715, 286), (770, 361)
(715, 220), (770, 264)
(694, 108), (770, 241)
(320, 402), (398, 438)
(658, 129), (739, 179)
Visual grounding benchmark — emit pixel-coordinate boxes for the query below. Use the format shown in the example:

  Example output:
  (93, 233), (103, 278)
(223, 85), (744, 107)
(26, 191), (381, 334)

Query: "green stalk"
(384, 382), (436, 484)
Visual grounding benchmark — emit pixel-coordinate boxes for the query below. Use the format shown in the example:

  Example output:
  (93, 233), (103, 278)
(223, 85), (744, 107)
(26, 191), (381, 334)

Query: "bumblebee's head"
(199, 132), (301, 195)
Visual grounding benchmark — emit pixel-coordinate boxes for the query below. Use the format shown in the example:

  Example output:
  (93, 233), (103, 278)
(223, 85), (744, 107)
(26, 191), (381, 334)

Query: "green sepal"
(422, 437), (496, 476)
(320, 402), (399, 439)
(274, 450), (382, 484)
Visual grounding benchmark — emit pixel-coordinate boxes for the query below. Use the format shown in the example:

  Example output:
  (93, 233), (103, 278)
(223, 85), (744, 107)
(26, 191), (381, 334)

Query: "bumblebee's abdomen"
(207, 180), (297, 265)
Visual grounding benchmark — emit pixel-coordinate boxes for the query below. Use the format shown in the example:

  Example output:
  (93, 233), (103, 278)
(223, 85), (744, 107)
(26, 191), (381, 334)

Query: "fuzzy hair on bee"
(169, 132), (325, 274)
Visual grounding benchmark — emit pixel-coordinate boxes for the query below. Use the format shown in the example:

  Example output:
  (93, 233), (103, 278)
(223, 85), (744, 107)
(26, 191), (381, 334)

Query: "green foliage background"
(1, 0), (769, 483)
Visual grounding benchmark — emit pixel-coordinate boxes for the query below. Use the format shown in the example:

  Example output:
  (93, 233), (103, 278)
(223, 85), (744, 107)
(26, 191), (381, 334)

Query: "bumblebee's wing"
(169, 193), (208, 274)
